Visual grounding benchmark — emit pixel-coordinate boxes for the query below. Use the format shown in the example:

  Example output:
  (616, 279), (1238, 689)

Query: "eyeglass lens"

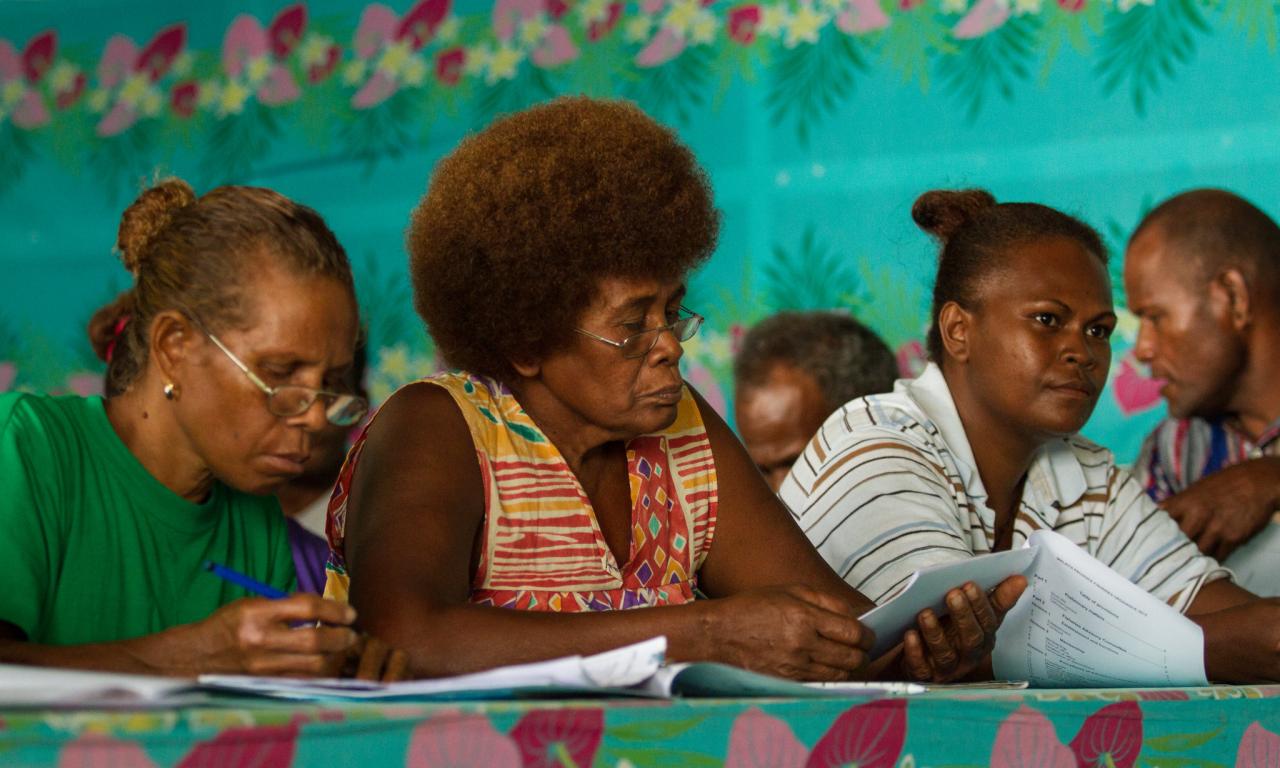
(620, 315), (703, 358)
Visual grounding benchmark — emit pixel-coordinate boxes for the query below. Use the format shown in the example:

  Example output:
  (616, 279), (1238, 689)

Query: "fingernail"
(947, 593), (965, 610)
(345, 607), (357, 623)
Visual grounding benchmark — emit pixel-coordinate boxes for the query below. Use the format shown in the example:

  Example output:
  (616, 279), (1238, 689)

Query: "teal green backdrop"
(3, 0), (1278, 462)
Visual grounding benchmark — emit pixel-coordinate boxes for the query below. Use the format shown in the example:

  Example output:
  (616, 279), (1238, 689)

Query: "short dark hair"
(733, 311), (899, 411)
(407, 96), (719, 381)
(912, 189), (1107, 362)
(1130, 188), (1280, 298)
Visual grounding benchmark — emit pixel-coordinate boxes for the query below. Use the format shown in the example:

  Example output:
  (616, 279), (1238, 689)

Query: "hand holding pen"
(199, 561), (407, 681)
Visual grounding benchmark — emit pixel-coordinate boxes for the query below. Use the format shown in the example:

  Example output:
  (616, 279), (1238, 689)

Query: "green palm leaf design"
(354, 250), (423, 354)
(1219, 0), (1279, 51)
(1103, 193), (1155, 310)
(625, 43), (713, 126)
(878, 7), (957, 92)
(336, 90), (426, 177)
(761, 226), (865, 312)
(938, 14), (1041, 121)
(1095, 0), (1211, 115)
(200, 102), (282, 186)
(475, 65), (558, 126)
(766, 26), (866, 146)
(0, 124), (35, 198)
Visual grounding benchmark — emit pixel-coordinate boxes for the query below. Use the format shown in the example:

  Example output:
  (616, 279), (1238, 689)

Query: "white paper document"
(0, 664), (200, 708)
(859, 547), (1037, 658)
(200, 635), (667, 701)
(993, 530), (1207, 688)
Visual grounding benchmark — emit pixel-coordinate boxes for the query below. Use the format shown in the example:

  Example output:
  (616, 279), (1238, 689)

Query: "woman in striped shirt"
(782, 189), (1280, 682)
(324, 99), (1022, 682)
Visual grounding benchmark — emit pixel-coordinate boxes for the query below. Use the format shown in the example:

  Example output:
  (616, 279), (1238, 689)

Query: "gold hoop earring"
(163, 382), (178, 400)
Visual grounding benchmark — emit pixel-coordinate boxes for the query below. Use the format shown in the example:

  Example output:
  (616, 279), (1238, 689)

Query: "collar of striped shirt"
(905, 364), (1089, 513)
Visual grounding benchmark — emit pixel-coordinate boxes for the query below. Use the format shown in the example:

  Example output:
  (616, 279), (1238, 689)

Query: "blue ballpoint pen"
(202, 560), (288, 599)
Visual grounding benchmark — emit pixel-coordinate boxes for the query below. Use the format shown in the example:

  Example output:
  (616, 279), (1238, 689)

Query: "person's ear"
(510, 356), (541, 379)
(938, 301), (974, 363)
(1215, 268), (1252, 332)
(150, 311), (199, 389)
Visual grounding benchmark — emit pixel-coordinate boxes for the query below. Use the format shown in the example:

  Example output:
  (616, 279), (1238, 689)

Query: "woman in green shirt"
(0, 178), (399, 678)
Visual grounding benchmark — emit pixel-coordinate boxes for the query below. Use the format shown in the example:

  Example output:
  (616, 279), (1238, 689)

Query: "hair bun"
(116, 178), (197, 274)
(911, 189), (997, 243)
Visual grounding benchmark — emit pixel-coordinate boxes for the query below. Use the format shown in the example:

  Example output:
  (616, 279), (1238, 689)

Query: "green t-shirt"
(0, 392), (296, 645)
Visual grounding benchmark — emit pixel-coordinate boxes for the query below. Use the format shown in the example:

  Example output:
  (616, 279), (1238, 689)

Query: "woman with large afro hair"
(323, 97), (1017, 682)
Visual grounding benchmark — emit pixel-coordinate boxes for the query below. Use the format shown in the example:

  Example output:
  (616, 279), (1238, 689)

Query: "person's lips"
(643, 385), (683, 405)
(261, 453), (308, 476)
(1047, 377), (1098, 399)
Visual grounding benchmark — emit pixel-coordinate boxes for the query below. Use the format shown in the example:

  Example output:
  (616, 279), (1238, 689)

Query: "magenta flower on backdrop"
(1069, 700), (1143, 768)
(1112, 353), (1164, 416)
(93, 24), (186, 136)
(492, 0), (580, 68)
(728, 6), (763, 44)
(435, 46), (466, 85)
(837, 0), (892, 34)
(57, 733), (160, 768)
(405, 713), (521, 768)
(0, 363), (15, 393)
(1237, 722), (1280, 768)
(953, 0), (1010, 38)
(349, 0), (452, 109)
(896, 340), (928, 379)
(725, 707), (808, 768)
(174, 722), (299, 768)
(989, 705), (1075, 768)
(0, 30), (86, 129)
(588, 3), (625, 41)
(509, 707), (605, 768)
(220, 4), (311, 109)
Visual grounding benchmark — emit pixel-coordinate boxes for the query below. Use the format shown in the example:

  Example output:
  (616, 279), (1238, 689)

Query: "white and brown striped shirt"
(780, 363), (1230, 611)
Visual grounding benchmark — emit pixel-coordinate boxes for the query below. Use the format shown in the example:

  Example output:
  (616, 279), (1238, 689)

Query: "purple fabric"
(286, 517), (328, 594)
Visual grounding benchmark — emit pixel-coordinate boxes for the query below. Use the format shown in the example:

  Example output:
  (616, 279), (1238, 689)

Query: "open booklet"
(199, 636), (903, 701)
(859, 529), (1207, 688)
(0, 664), (207, 708)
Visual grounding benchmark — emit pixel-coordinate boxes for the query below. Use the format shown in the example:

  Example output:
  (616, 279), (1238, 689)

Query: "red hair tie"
(105, 314), (131, 364)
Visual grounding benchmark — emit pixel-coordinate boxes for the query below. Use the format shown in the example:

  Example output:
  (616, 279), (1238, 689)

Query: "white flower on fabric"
(624, 14), (654, 42)
(821, 0), (848, 12)
(784, 3), (828, 48)
(197, 79), (221, 108)
(218, 80), (250, 115)
(664, 0), (702, 36)
(245, 55), (272, 86)
(87, 87), (111, 113)
(140, 87), (163, 116)
(1117, 0), (1154, 11)
(342, 58), (368, 86)
(378, 345), (412, 381)
(300, 34), (334, 67)
(118, 72), (151, 108)
(942, 0), (969, 13)
(437, 16), (462, 43)
(519, 14), (551, 47)
(486, 44), (524, 83)
(689, 10), (719, 45)
(48, 61), (79, 93)
(758, 4), (789, 37)
(579, 0), (612, 25)
(171, 51), (194, 77)
(402, 55), (428, 86)
(464, 45), (492, 76)
(377, 40), (413, 79)
(1013, 0), (1042, 14)
(1, 80), (24, 110)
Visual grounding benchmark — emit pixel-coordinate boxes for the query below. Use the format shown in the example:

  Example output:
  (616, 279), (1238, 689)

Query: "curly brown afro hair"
(408, 96), (720, 381)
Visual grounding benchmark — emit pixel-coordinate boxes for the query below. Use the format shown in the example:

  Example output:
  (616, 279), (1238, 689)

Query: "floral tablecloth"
(3, 685), (1278, 767)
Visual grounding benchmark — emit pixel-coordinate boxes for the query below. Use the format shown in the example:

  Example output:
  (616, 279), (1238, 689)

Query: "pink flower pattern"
(509, 707), (605, 768)
(1238, 722), (1280, 768)
(93, 24), (186, 136)
(350, 0), (452, 109)
(990, 705), (1075, 768)
(805, 699), (907, 768)
(726, 707), (808, 768)
(1069, 700), (1143, 768)
(406, 713), (521, 767)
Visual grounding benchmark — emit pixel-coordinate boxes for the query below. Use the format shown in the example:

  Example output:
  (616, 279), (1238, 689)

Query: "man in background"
(1125, 189), (1280, 592)
(733, 311), (898, 492)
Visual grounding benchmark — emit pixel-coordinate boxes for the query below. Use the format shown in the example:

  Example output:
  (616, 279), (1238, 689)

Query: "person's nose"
(1132, 321), (1155, 364)
(1061, 330), (1097, 369)
(649, 325), (684, 366)
(288, 396), (330, 433)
